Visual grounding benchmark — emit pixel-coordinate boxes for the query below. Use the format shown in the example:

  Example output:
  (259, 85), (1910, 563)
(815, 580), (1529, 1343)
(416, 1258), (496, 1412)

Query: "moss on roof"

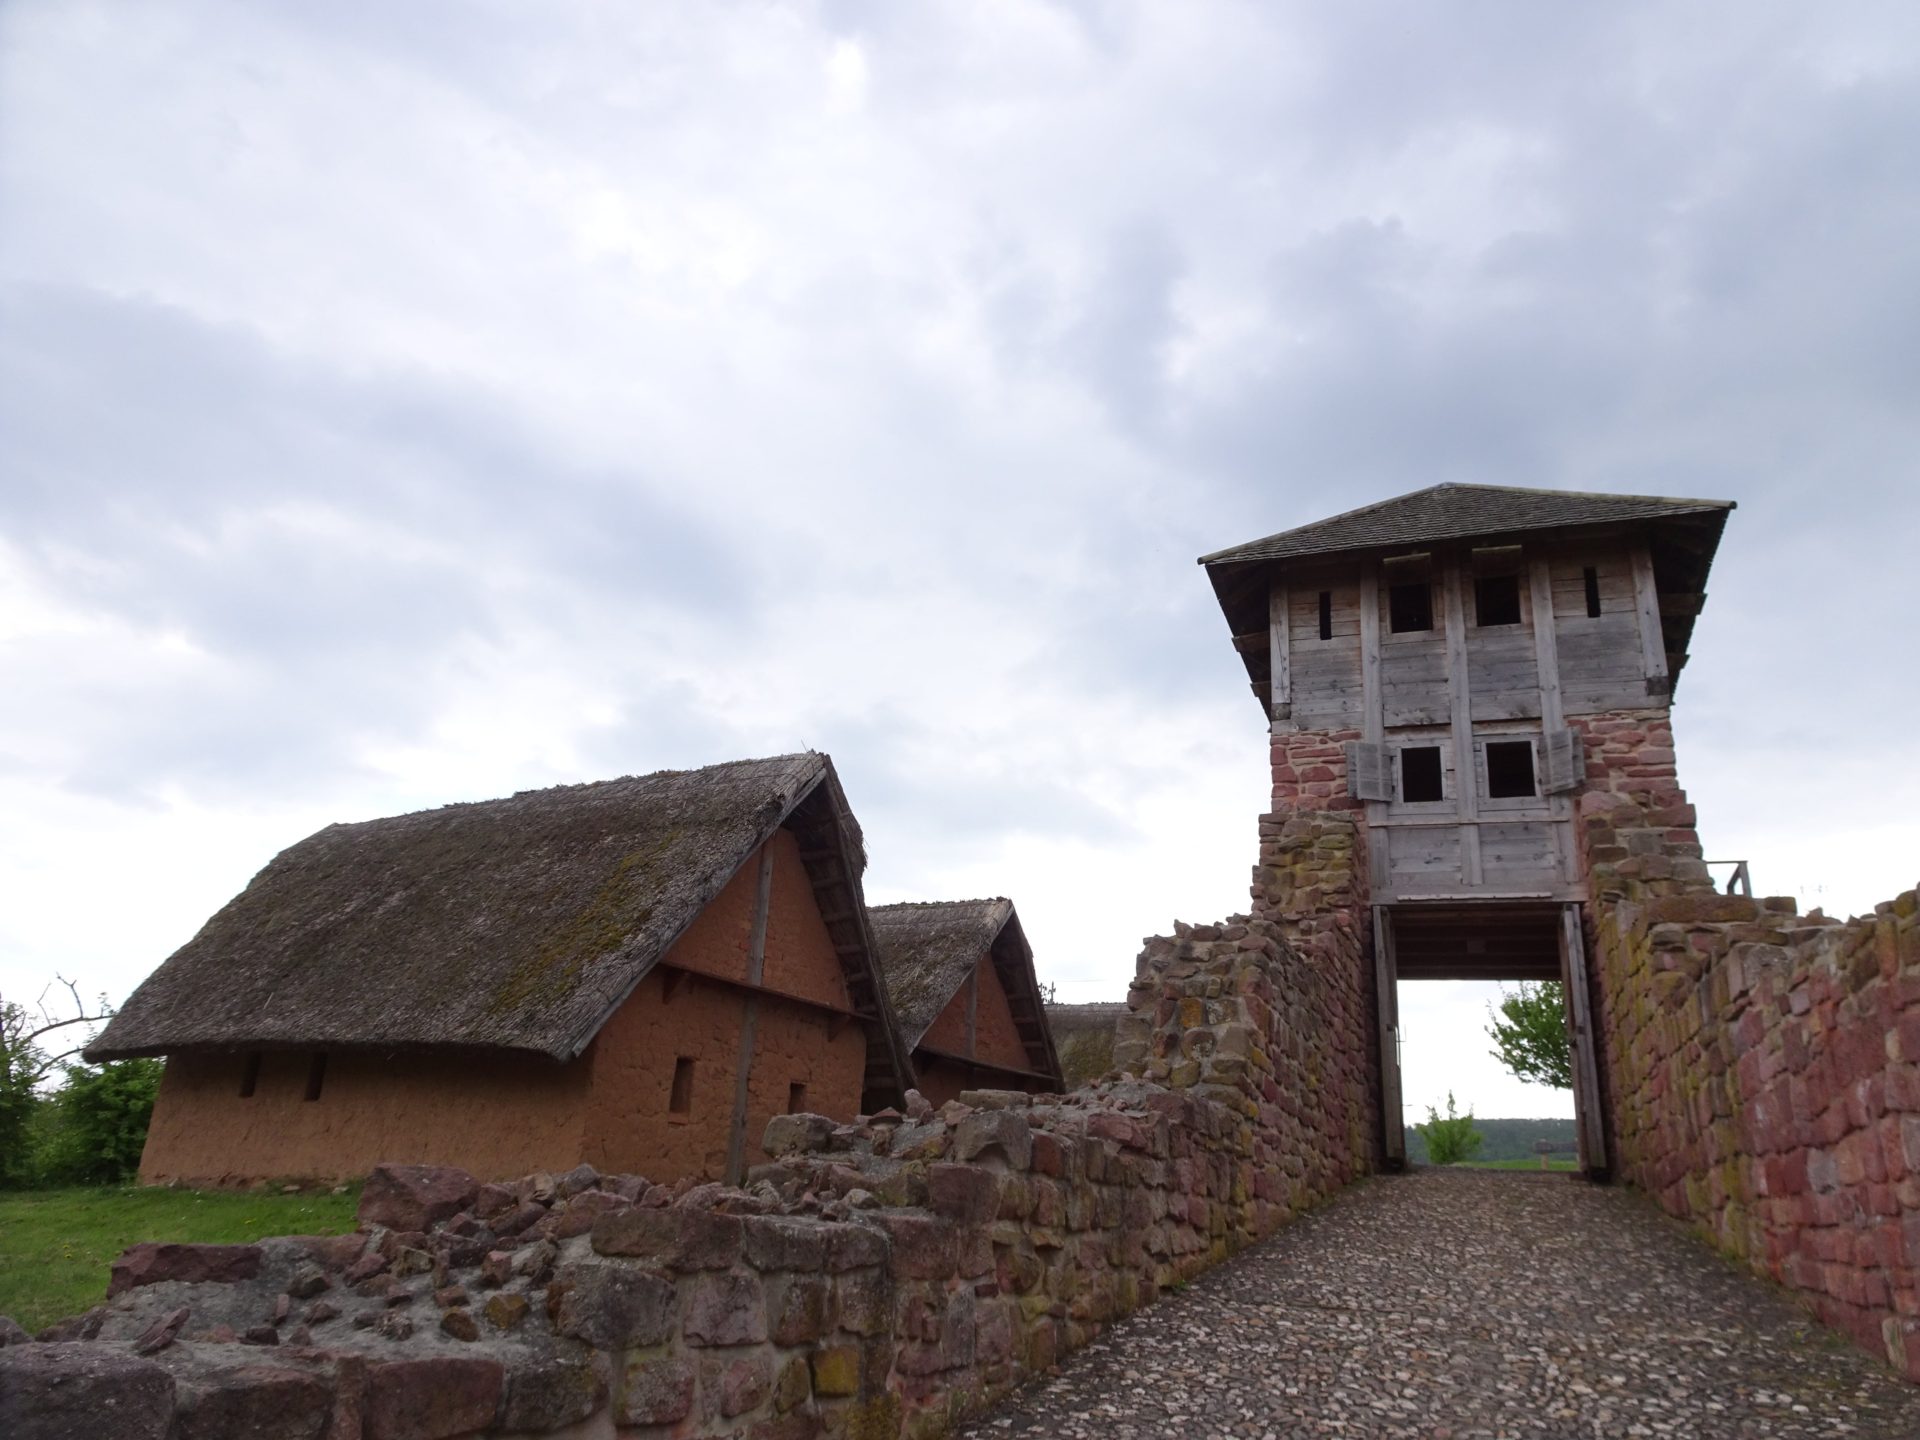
(90, 754), (854, 1064)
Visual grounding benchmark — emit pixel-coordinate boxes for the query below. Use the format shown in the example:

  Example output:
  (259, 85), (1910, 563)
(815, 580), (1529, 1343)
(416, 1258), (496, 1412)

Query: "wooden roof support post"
(1558, 902), (1610, 1180)
(1441, 554), (1482, 887)
(1373, 905), (1405, 1169)
(725, 843), (777, 1187)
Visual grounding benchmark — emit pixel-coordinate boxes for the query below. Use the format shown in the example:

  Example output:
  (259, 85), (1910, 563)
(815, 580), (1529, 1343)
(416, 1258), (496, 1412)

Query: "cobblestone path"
(959, 1168), (1920, 1440)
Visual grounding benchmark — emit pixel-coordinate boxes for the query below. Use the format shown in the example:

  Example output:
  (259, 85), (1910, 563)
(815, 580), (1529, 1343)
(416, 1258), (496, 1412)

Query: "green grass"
(0, 1185), (360, 1334)
(1459, 1157), (1580, 1172)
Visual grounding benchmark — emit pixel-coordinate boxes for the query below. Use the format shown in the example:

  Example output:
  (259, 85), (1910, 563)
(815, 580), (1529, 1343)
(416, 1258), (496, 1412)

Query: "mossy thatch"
(89, 753), (897, 1071)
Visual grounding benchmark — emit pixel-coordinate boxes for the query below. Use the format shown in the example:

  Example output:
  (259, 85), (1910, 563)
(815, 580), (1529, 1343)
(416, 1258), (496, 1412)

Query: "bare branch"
(18, 974), (112, 1049)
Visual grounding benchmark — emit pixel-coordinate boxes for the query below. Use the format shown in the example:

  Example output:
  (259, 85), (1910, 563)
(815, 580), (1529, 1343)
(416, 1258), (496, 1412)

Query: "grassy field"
(0, 1185), (360, 1334)
(1460, 1157), (1579, 1172)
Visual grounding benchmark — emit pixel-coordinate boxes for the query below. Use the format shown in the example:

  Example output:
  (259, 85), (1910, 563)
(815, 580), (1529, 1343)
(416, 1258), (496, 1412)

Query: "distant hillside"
(1404, 1115), (1576, 1164)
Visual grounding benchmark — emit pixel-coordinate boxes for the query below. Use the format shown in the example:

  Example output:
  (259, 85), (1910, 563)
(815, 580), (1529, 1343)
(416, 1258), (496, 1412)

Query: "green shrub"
(1415, 1091), (1484, 1165)
(35, 1060), (164, 1187)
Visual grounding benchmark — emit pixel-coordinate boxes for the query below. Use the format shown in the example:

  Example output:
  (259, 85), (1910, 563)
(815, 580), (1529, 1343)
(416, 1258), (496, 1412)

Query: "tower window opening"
(1400, 746), (1444, 803)
(1583, 566), (1602, 617)
(1318, 590), (1333, 641)
(1485, 741), (1538, 799)
(788, 1082), (809, 1114)
(238, 1052), (261, 1099)
(1388, 582), (1433, 633)
(1474, 574), (1522, 627)
(670, 1057), (695, 1114)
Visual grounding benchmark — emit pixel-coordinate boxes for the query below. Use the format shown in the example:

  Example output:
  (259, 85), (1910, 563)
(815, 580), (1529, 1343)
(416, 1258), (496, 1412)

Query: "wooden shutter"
(1543, 728), (1584, 794)
(1345, 741), (1392, 801)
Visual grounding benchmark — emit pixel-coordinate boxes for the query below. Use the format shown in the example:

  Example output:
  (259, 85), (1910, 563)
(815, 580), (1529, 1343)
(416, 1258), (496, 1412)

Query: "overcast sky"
(4, 2), (1917, 1126)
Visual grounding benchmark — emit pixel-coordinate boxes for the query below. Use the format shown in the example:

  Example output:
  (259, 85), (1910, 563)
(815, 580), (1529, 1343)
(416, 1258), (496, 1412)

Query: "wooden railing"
(1705, 859), (1753, 897)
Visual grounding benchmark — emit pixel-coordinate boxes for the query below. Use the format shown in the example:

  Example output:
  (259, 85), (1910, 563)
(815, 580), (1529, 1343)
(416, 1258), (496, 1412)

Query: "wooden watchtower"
(1200, 484), (1734, 1173)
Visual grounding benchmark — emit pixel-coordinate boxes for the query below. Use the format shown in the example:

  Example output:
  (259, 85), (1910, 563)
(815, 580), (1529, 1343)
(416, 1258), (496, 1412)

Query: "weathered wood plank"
(1440, 556), (1481, 887)
(1559, 903), (1610, 1177)
(1529, 557), (1565, 732)
(1630, 543), (1670, 695)
(1269, 583), (1291, 721)
(1360, 559), (1383, 744)
(1373, 906), (1405, 1168)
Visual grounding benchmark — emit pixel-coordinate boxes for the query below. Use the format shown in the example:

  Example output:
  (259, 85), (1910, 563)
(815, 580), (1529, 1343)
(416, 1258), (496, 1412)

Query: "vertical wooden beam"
(1441, 554), (1481, 887)
(725, 845), (777, 1187)
(1359, 561), (1388, 896)
(1268, 582), (1292, 727)
(1558, 902), (1609, 1179)
(1372, 905), (1405, 1168)
(1358, 561), (1382, 744)
(1530, 556), (1577, 884)
(1528, 556), (1564, 733)
(1629, 543), (1670, 697)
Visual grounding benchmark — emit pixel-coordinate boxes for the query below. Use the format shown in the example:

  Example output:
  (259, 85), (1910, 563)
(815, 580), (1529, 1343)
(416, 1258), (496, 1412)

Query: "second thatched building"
(867, 899), (1063, 1106)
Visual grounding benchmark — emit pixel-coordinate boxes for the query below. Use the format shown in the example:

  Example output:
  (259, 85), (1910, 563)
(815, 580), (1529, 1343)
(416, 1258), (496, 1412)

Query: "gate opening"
(1372, 900), (1609, 1180)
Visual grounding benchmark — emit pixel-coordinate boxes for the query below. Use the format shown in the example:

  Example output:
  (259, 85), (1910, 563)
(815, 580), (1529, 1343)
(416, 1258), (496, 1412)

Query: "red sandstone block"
(1771, 1151), (1810, 1196)
(364, 1357), (502, 1440)
(108, 1243), (261, 1298)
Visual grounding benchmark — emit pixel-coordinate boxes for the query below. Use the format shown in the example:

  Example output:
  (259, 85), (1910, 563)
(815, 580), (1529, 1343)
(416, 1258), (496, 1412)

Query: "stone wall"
(0, 848), (1379, 1440)
(1576, 710), (1920, 1378)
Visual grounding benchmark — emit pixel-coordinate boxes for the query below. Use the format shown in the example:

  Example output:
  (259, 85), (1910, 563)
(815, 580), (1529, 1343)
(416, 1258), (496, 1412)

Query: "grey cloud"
(0, 284), (753, 803)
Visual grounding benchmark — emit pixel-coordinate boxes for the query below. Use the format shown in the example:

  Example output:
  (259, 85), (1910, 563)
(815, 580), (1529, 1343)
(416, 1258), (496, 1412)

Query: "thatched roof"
(868, 898), (1062, 1087)
(89, 753), (912, 1099)
(1200, 482), (1735, 708)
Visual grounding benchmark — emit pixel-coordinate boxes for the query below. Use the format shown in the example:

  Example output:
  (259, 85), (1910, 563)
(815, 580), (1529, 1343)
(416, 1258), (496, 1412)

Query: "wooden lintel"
(654, 961), (863, 1025)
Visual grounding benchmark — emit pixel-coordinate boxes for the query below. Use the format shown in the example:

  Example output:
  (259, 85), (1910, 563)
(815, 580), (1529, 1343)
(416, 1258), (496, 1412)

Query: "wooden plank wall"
(1265, 536), (1670, 900)
(1287, 582), (1363, 730)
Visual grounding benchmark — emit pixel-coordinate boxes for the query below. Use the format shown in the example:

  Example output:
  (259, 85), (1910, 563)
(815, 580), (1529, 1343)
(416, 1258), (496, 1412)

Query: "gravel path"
(960, 1168), (1920, 1440)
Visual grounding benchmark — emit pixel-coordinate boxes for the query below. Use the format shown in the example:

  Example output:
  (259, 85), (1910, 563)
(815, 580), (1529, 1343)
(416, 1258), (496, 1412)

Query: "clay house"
(86, 753), (913, 1188)
(866, 899), (1063, 1107)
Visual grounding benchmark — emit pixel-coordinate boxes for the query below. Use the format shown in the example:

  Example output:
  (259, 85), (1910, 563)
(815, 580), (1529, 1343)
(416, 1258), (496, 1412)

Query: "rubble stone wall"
(0, 831), (1379, 1440)
(1575, 710), (1920, 1378)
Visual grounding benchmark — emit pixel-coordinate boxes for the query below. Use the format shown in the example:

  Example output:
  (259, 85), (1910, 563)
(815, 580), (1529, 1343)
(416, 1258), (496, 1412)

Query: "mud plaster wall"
(659, 828), (851, 1010)
(137, 827), (866, 1189)
(138, 1048), (593, 1186)
(917, 958), (1030, 1073)
(582, 968), (866, 1181)
(1574, 709), (1920, 1379)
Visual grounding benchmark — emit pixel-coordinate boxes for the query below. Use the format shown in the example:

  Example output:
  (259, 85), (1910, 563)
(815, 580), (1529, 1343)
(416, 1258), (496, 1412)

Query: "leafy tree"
(1415, 1091), (1484, 1165)
(0, 980), (117, 1188)
(1486, 981), (1573, 1091)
